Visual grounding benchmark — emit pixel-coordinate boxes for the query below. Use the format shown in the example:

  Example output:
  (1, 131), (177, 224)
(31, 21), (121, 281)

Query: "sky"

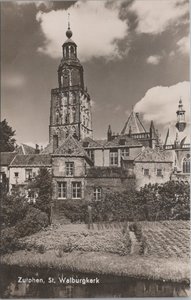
(1, 0), (190, 147)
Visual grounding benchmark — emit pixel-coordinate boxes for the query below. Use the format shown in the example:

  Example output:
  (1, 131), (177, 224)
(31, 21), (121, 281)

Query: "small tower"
(107, 125), (112, 141)
(176, 98), (186, 132)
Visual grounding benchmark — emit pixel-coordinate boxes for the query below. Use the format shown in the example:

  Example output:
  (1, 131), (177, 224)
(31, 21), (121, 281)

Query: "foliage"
(16, 207), (49, 238)
(138, 181), (190, 221)
(60, 199), (87, 223)
(1, 192), (29, 228)
(0, 119), (16, 152)
(0, 227), (20, 254)
(29, 168), (52, 223)
(91, 181), (190, 223)
(92, 187), (140, 222)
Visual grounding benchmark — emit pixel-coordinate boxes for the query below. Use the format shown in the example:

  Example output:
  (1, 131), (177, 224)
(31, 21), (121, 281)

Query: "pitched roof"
(134, 147), (173, 162)
(52, 135), (93, 163)
(81, 137), (107, 148)
(41, 143), (53, 154)
(0, 152), (17, 166)
(10, 154), (51, 167)
(15, 144), (36, 155)
(121, 110), (146, 135)
(104, 134), (142, 148)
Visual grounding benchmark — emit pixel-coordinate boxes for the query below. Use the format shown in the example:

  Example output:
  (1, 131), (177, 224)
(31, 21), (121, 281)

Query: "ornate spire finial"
(66, 12), (72, 39)
(68, 12), (70, 30)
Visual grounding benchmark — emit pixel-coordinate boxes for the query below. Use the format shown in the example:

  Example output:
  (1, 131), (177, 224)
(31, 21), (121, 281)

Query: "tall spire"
(66, 13), (72, 39)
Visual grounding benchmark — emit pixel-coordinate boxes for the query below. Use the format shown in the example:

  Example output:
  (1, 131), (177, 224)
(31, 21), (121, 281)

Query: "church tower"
(49, 18), (93, 149)
(175, 98), (186, 132)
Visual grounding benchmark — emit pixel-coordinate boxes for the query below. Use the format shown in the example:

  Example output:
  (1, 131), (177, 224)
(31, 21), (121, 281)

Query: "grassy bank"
(1, 221), (190, 283)
(1, 250), (190, 283)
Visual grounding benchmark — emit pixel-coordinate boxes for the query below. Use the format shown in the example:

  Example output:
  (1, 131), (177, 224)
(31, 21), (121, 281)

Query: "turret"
(176, 98), (186, 132)
(58, 15), (84, 89)
(107, 125), (112, 141)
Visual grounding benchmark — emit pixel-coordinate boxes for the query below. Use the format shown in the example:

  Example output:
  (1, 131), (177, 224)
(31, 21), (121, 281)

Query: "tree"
(29, 168), (52, 224)
(0, 119), (16, 152)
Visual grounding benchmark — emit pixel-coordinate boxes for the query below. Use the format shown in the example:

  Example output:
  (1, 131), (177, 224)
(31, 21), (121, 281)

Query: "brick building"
(0, 25), (190, 221)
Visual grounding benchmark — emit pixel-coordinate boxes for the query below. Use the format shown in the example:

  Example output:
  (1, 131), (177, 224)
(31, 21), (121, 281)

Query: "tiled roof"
(121, 110), (146, 135)
(15, 144), (36, 155)
(0, 152), (17, 166)
(81, 137), (107, 148)
(104, 135), (142, 148)
(10, 154), (51, 167)
(41, 143), (53, 154)
(135, 147), (174, 162)
(52, 135), (93, 163)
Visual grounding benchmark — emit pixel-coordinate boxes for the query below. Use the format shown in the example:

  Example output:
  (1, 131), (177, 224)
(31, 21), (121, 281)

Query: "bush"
(15, 207), (49, 238)
(0, 227), (20, 254)
(60, 199), (87, 223)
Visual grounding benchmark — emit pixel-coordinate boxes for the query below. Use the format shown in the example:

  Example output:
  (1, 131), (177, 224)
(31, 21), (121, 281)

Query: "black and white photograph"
(0, 0), (190, 298)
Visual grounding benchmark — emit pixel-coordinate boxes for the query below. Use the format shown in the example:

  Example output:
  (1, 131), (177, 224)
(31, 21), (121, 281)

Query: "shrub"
(15, 207), (49, 238)
(0, 227), (20, 254)
(60, 199), (87, 223)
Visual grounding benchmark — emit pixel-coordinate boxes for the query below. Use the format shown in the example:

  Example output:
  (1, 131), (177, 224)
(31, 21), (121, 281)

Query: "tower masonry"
(49, 22), (93, 150)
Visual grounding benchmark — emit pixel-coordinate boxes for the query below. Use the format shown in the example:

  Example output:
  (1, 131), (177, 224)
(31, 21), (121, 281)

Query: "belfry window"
(183, 155), (190, 173)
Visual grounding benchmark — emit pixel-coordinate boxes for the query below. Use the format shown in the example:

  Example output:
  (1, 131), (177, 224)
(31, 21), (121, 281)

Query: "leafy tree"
(0, 119), (16, 152)
(137, 181), (190, 221)
(1, 191), (29, 228)
(29, 168), (52, 224)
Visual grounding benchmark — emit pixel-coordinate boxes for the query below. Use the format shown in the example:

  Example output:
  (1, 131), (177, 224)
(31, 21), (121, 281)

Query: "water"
(0, 265), (190, 298)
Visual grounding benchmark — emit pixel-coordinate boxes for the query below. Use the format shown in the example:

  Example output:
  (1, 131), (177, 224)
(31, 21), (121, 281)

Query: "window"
(143, 169), (149, 176)
(119, 139), (126, 145)
(121, 148), (129, 158)
(93, 187), (102, 201)
(65, 162), (74, 176)
(25, 169), (32, 180)
(58, 182), (67, 199)
(110, 149), (118, 166)
(72, 182), (82, 199)
(183, 155), (190, 173)
(87, 149), (94, 162)
(14, 172), (19, 177)
(157, 169), (163, 177)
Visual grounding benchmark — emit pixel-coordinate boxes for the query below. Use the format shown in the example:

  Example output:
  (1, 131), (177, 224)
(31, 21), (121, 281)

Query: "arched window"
(182, 154), (190, 173)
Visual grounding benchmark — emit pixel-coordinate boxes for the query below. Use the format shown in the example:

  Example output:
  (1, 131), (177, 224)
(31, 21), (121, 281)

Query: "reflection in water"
(0, 265), (190, 298)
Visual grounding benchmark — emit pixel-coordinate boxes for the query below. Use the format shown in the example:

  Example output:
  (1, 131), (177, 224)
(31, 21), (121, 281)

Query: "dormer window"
(119, 139), (126, 145)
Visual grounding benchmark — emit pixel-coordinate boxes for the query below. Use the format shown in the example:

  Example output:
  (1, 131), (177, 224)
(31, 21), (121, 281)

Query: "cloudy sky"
(1, 0), (190, 146)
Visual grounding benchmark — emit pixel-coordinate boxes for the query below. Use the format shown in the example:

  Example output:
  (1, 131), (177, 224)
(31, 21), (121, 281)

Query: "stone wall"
(134, 161), (173, 189)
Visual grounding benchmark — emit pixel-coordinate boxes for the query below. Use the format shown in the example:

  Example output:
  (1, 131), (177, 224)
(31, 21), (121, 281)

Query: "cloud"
(146, 55), (162, 65)
(130, 0), (189, 34)
(134, 81), (190, 126)
(16, 1), (53, 9)
(177, 36), (189, 54)
(2, 74), (26, 89)
(36, 1), (128, 61)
